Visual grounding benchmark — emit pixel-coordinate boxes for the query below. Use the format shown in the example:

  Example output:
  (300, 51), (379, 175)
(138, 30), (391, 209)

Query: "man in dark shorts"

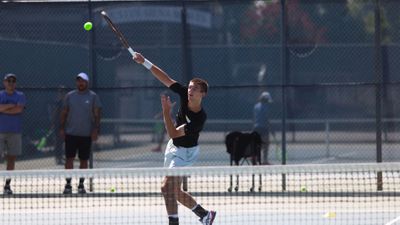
(59, 72), (102, 194)
(133, 53), (216, 225)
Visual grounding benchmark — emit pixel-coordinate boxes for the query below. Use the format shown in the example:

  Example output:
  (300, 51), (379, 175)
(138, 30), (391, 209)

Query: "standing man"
(133, 53), (216, 225)
(0, 73), (26, 195)
(60, 72), (102, 194)
(253, 91), (273, 165)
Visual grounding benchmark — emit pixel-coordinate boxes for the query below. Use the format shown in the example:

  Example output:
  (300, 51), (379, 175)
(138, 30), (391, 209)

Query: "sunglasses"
(6, 79), (16, 83)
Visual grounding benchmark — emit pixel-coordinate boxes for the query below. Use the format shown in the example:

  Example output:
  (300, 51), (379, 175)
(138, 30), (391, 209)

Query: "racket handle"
(127, 47), (137, 57)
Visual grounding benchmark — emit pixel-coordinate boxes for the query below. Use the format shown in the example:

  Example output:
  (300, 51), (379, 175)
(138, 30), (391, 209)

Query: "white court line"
(385, 215), (400, 225)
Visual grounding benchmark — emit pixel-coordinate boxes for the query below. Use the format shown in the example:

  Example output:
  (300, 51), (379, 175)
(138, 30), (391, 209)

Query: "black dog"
(225, 131), (262, 166)
(225, 131), (262, 192)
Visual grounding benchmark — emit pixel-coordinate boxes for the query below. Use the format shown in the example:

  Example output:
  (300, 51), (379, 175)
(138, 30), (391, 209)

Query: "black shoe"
(63, 184), (72, 194)
(168, 217), (179, 225)
(3, 185), (13, 195)
(77, 185), (86, 194)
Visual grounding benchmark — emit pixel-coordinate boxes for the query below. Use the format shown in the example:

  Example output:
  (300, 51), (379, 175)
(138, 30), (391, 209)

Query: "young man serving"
(133, 53), (216, 225)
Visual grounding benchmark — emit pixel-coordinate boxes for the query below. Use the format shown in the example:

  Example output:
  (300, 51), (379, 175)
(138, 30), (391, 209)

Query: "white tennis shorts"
(164, 139), (199, 168)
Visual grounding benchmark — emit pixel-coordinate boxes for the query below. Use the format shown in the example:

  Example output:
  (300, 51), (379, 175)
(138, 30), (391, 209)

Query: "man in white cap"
(59, 72), (102, 194)
(253, 91), (273, 164)
(0, 73), (26, 194)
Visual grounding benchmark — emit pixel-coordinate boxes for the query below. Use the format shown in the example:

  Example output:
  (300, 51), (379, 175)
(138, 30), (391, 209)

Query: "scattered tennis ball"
(84, 22), (93, 31)
(110, 187), (116, 193)
(323, 212), (336, 219)
(300, 186), (307, 192)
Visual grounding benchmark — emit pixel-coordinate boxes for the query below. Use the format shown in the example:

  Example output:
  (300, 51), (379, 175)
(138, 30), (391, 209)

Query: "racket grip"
(127, 47), (137, 57)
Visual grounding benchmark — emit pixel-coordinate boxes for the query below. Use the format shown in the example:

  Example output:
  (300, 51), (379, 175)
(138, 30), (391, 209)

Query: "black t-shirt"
(169, 82), (207, 147)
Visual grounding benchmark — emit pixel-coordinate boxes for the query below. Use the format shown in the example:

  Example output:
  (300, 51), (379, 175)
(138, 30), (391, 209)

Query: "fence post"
(88, 0), (96, 192)
(181, 0), (191, 191)
(280, 0), (288, 191)
(374, 0), (383, 191)
(181, 0), (192, 83)
(325, 120), (330, 158)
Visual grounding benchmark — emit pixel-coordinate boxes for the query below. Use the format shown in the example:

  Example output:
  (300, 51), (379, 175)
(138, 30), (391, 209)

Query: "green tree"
(347, 0), (400, 43)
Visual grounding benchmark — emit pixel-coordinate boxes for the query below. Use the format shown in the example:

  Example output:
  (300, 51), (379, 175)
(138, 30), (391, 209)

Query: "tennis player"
(133, 53), (216, 225)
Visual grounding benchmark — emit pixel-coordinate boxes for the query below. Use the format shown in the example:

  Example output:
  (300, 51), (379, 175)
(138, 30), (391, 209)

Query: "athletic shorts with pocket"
(0, 133), (22, 156)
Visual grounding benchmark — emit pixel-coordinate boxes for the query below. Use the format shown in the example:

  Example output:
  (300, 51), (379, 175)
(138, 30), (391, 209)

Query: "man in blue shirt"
(253, 91), (273, 165)
(0, 73), (26, 194)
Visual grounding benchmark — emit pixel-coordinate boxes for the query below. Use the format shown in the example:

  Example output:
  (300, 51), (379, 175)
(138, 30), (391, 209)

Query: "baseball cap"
(4, 73), (17, 81)
(76, 72), (89, 82)
(259, 91), (272, 103)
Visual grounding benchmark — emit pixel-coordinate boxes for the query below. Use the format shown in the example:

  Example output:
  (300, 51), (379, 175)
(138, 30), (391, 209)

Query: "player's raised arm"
(133, 53), (176, 87)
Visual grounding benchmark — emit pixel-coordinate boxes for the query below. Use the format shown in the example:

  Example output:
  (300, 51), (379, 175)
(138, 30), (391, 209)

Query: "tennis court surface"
(1, 163), (400, 225)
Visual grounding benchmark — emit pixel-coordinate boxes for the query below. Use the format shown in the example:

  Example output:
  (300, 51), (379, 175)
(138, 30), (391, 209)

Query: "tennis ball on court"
(84, 22), (93, 31)
(323, 212), (336, 219)
(110, 187), (116, 193)
(300, 186), (307, 192)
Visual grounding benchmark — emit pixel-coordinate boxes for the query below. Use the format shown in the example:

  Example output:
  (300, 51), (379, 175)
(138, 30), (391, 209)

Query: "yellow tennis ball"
(84, 22), (93, 31)
(323, 212), (336, 219)
(110, 187), (116, 193)
(300, 186), (307, 192)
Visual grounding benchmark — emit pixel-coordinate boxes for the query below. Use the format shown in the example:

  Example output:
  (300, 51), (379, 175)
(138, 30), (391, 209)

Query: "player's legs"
(76, 136), (91, 194)
(254, 128), (270, 164)
(161, 175), (216, 225)
(64, 135), (77, 169)
(77, 136), (91, 168)
(2, 133), (22, 194)
(63, 135), (78, 194)
(161, 176), (179, 214)
(6, 155), (16, 170)
(162, 141), (215, 224)
(161, 175), (197, 209)
(262, 131), (270, 164)
(79, 159), (88, 168)
(173, 177), (196, 208)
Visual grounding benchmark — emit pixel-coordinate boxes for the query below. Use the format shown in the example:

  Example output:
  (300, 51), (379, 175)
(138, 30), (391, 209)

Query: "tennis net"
(1, 163), (399, 225)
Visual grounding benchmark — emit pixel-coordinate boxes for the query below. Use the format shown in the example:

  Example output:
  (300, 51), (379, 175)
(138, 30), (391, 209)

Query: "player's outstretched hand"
(161, 94), (172, 115)
(133, 52), (144, 64)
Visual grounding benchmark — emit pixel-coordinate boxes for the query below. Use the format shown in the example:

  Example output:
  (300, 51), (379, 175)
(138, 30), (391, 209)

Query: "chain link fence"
(0, 0), (399, 169)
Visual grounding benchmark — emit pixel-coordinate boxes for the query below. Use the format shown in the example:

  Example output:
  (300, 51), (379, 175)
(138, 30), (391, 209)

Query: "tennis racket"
(36, 130), (54, 150)
(100, 10), (137, 57)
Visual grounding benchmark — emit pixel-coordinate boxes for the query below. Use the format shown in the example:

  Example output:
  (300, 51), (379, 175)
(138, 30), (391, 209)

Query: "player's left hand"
(161, 94), (172, 114)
